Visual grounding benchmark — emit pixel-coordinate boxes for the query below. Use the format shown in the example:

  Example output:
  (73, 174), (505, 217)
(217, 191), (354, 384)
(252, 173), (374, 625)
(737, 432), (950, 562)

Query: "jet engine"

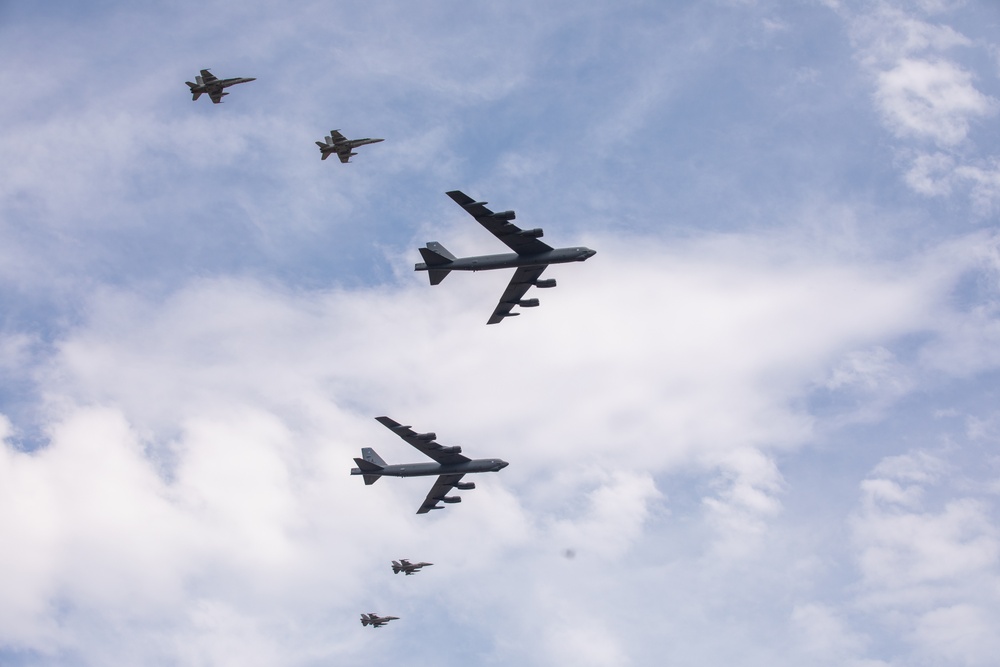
(436, 496), (462, 504)
(455, 482), (476, 490)
(517, 228), (544, 238)
(517, 299), (540, 307)
(438, 446), (463, 454)
(488, 210), (516, 221)
(415, 432), (436, 441)
(534, 279), (557, 288)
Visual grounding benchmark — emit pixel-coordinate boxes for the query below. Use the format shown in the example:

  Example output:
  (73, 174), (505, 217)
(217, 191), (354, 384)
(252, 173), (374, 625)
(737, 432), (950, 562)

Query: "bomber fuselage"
(351, 458), (508, 479)
(415, 246), (595, 273)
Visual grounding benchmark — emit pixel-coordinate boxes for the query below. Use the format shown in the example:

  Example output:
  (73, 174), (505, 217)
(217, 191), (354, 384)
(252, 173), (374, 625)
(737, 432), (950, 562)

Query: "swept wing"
(446, 190), (552, 255)
(487, 265), (547, 325)
(374, 416), (470, 465)
(417, 473), (467, 514)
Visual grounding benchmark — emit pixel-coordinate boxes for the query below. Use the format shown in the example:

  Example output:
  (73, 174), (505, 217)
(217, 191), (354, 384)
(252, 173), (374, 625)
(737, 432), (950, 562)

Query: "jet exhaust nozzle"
(489, 210), (516, 221)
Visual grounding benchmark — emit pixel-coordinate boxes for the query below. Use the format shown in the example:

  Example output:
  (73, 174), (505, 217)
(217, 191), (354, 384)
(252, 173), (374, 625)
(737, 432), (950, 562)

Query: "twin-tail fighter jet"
(415, 191), (597, 324)
(360, 613), (398, 628)
(392, 559), (433, 575)
(351, 416), (508, 514)
(186, 69), (256, 104)
(316, 130), (384, 163)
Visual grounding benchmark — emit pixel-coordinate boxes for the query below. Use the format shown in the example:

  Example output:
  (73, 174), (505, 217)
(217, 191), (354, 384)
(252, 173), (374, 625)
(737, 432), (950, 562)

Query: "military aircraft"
(316, 130), (384, 163)
(392, 559), (433, 575)
(360, 613), (399, 628)
(415, 191), (597, 324)
(351, 416), (509, 514)
(185, 69), (256, 104)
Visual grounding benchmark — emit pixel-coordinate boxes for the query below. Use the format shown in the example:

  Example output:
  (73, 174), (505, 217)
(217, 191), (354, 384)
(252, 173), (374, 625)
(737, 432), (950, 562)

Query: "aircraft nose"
(498, 460), (509, 469)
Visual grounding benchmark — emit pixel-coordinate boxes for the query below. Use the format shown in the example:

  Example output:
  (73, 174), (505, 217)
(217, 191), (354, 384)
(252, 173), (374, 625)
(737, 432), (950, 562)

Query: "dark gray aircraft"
(185, 69), (256, 104)
(360, 613), (398, 628)
(316, 130), (384, 163)
(415, 190), (597, 324)
(392, 559), (433, 575)
(351, 416), (509, 514)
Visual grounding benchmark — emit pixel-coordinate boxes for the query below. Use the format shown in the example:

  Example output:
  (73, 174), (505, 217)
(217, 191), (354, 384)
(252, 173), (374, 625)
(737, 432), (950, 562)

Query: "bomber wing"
(417, 473), (466, 514)
(487, 265), (547, 325)
(446, 190), (553, 255)
(375, 416), (470, 465)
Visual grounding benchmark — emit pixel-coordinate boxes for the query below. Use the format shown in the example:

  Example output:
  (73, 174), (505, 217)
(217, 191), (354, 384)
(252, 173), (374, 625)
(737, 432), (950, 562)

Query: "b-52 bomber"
(351, 416), (508, 514)
(360, 613), (398, 628)
(316, 130), (384, 163)
(186, 69), (256, 104)
(392, 559), (433, 575)
(415, 190), (597, 324)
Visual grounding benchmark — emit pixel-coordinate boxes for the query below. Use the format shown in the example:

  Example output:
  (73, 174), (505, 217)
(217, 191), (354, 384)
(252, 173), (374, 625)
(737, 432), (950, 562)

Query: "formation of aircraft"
(316, 130), (384, 163)
(360, 613), (399, 628)
(351, 416), (508, 514)
(182, 67), (596, 636)
(185, 69), (256, 104)
(392, 559), (433, 575)
(416, 190), (597, 324)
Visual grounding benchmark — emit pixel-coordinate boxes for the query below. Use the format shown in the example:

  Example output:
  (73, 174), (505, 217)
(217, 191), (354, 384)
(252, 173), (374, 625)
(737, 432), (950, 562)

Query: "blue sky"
(2, 0), (1000, 665)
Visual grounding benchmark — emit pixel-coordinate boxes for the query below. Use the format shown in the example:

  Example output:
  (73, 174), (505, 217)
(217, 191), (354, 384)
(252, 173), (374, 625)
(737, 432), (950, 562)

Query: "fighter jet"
(392, 559), (433, 575)
(185, 69), (256, 104)
(415, 191), (597, 324)
(316, 130), (384, 163)
(360, 613), (398, 628)
(351, 416), (509, 514)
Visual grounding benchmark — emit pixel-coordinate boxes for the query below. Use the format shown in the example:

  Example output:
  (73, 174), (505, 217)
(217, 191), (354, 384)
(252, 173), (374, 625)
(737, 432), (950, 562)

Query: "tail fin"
(392, 560), (402, 573)
(418, 243), (455, 285)
(361, 447), (387, 467)
(354, 447), (386, 485)
(420, 242), (456, 264)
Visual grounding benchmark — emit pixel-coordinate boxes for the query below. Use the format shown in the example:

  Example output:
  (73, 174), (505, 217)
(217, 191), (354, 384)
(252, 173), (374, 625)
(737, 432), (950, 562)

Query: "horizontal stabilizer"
(428, 268), (451, 285)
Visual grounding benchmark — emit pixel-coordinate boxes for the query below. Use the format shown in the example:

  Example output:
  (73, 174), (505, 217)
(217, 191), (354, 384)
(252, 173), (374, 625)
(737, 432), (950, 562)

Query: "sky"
(1, 0), (1000, 665)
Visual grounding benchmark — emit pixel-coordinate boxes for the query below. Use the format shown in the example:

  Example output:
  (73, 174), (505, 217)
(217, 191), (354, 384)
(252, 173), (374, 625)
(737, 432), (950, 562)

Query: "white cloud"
(875, 58), (996, 146)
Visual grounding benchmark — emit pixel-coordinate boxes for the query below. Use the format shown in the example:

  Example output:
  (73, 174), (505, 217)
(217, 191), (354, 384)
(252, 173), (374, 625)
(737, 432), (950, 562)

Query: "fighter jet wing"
(337, 151), (352, 163)
(417, 473), (466, 514)
(487, 265), (547, 325)
(329, 130), (348, 142)
(375, 416), (471, 465)
(446, 190), (553, 255)
(199, 69), (218, 83)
